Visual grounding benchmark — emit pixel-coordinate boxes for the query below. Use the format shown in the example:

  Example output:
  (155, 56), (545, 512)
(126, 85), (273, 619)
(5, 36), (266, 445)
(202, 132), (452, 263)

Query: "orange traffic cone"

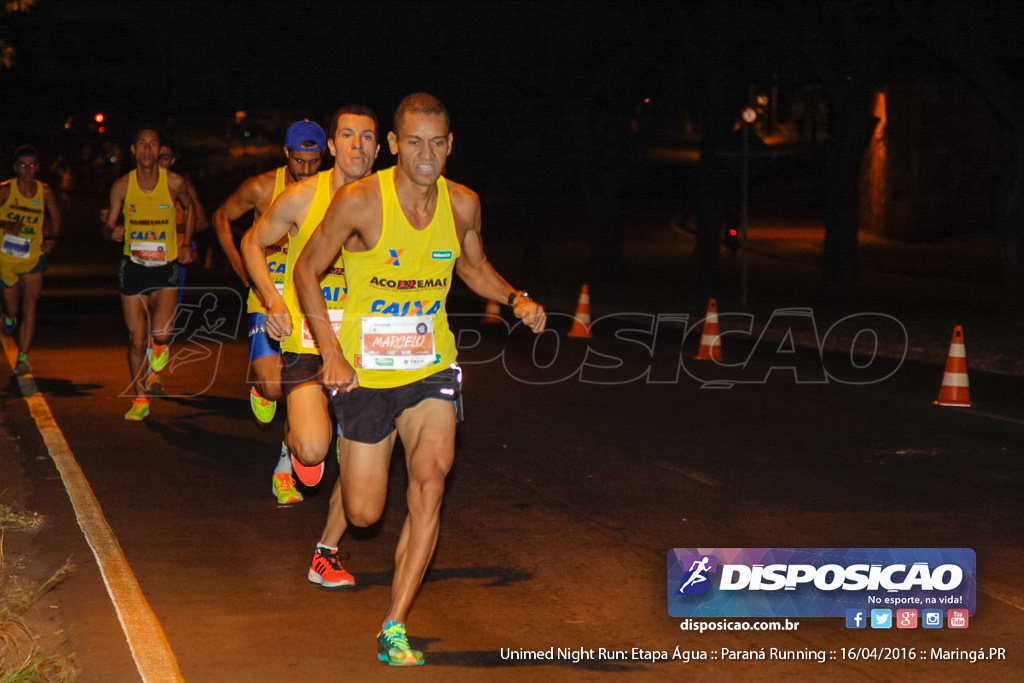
(934, 325), (972, 407)
(567, 285), (592, 338)
(694, 298), (723, 361)
(482, 300), (502, 324)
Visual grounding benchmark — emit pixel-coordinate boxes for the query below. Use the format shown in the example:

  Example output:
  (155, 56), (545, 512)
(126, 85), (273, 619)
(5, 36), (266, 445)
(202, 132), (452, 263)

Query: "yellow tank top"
(0, 179), (46, 263)
(339, 167), (461, 389)
(122, 168), (177, 264)
(279, 169), (347, 355)
(246, 167), (290, 313)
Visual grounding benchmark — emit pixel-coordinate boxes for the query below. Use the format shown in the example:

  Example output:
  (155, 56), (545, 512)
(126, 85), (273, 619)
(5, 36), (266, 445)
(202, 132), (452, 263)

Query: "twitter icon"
(870, 609), (892, 629)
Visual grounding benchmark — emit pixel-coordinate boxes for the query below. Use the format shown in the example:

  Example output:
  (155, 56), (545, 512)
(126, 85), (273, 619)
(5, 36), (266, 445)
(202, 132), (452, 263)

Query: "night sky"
(4, 0), (1024, 253)
(2, 2), (678, 153)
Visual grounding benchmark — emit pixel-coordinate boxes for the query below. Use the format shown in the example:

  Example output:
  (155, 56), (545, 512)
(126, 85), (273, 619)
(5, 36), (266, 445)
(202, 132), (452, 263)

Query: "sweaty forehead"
(397, 112), (448, 137)
(336, 114), (377, 136)
(136, 131), (160, 144)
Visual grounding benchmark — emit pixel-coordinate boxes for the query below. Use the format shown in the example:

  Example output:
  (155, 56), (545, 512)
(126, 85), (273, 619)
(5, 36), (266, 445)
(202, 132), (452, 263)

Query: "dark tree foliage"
(898, 0), (1024, 313)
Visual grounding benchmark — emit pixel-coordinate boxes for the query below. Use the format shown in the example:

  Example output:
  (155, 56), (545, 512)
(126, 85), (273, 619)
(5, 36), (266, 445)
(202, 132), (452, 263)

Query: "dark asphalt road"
(2, 245), (1023, 681)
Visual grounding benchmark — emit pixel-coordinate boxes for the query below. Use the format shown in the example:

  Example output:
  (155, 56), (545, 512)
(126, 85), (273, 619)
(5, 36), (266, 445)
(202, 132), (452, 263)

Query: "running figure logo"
(677, 554), (718, 595)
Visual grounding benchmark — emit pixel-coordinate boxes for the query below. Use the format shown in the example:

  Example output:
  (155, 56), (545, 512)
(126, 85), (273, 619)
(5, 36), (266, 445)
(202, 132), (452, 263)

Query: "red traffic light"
(94, 113), (105, 123)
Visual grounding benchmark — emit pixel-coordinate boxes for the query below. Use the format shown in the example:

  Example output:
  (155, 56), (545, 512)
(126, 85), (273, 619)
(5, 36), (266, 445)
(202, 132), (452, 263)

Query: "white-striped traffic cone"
(694, 298), (722, 361)
(934, 325), (972, 407)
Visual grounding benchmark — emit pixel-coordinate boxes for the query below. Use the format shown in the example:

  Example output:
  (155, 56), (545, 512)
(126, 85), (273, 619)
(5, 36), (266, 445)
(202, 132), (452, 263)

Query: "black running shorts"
(119, 257), (180, 295)
(280, 351), (323, 393)
(330, 365), (463, 444)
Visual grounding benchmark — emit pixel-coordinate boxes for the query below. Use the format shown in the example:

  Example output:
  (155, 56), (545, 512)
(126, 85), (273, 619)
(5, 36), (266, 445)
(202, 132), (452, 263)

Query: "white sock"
(274, 442), (291, 474)
(317, 543), (337, 552)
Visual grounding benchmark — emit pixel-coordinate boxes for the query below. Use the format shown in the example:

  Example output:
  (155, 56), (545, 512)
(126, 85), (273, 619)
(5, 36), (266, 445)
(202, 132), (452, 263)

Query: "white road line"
(2, 337), (182, 682)
(967, 410), (1024, 426)
(654, 461), (719, 487)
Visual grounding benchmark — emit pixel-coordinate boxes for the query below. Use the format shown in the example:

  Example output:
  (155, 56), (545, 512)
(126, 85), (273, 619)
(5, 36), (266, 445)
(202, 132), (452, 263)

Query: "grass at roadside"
(0, 502), (77, 682)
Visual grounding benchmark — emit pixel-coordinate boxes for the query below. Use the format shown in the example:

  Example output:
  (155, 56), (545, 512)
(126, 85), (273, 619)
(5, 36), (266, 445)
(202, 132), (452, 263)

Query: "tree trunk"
(822, 88), (877, 305)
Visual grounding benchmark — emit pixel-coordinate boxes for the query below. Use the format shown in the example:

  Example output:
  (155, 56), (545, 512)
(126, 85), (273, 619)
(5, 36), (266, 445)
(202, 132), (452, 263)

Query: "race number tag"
(301, 308), (344, 349)
(1, 234), (31, 258)
(129, 240), (168, 266)
(360, 316), (437, 369)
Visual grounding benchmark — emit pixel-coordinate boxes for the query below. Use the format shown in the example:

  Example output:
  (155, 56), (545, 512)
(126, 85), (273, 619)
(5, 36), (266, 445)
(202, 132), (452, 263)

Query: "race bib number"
(360, 315), (437, 369)
(129, 240), (168, 266)
(301, 308), (343, 349)
(1, 234), (31, 258)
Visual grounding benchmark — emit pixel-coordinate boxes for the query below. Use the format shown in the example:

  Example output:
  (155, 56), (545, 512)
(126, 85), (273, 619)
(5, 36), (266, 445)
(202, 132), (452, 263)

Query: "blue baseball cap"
(285, 120), (327, 152)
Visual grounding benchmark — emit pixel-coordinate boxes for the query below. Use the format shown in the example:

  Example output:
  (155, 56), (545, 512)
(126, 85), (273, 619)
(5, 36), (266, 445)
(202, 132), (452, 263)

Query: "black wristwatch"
(508, 290), (530, 307)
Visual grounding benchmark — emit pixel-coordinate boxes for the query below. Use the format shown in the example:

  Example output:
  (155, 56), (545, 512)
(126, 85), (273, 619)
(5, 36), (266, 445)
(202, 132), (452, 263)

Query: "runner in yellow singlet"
(213, 120), (327, 505)
(0, 145), (62, 375)
(294, 93), (546, 667)
(242, 108), (379, 579)
(101, 126), (195, 421)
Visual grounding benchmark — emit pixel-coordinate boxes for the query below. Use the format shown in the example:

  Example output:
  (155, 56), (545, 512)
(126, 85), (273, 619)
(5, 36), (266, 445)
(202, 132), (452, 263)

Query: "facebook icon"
(845, 609), (867, 629)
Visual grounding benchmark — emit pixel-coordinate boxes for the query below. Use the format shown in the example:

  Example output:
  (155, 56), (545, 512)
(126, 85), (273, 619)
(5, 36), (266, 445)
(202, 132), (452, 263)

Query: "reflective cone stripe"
(482, 300), (502, 324)
(935, 325), (972, 407)
(694, 298), (722, 361)
(567, 284), (592, 338)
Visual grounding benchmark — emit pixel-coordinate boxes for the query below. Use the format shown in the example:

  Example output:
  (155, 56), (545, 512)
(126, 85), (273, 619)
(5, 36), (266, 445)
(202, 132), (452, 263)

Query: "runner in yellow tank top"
(335, 165), (460, 388)
(212, 120), (327, 453)
(294, 93), (547, 667)
(102, 126), (196, 420)
(0, 145), (62, 375)
(243, 107), (379, 573)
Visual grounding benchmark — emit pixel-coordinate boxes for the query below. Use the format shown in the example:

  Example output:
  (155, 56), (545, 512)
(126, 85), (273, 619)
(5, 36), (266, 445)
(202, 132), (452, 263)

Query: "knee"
(407, 473), (447, 512)
(258, 381), (283, 402)
(290, 435), (329, 467)
(127, 332), (148, 354)
(346, 499), (385, 527)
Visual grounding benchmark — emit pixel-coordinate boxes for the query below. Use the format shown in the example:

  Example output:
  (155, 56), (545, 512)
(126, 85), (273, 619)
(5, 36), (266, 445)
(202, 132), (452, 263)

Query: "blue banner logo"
(667, 548), (976, 618)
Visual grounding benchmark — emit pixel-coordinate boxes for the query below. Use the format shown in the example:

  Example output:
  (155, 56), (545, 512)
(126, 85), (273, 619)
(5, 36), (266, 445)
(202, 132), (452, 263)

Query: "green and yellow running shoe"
(250, 387), (277, 424)
(14, 352), (31, 376)
(149, 342), (169, 372)
(271, 471), (303, 505)
(124, 398), (150, 421)
(377, 620), (424, 666)
(145, 370), (164, 395)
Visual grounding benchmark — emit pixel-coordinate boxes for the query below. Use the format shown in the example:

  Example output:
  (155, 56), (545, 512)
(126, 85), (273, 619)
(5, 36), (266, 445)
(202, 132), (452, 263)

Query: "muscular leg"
(251, 353), (283, 401)
(147, 286), (178, 346)
(284, 382), (332, 466)
(319, 477), (348, 546)
(121, 293), (152, 395)
(15, 273), (43, 355)
(339, 432), (396, 527)
(385, 398), (456, 627)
